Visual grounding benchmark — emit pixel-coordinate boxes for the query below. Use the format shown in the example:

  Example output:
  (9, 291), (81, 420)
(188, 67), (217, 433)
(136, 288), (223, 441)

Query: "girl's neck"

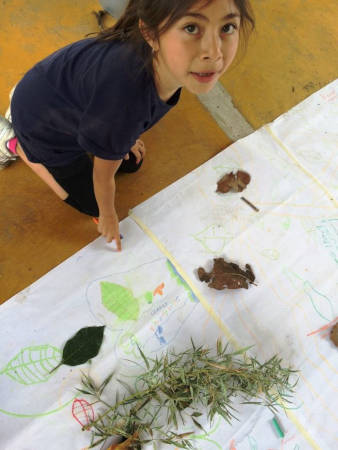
(153, 58), (181, 103)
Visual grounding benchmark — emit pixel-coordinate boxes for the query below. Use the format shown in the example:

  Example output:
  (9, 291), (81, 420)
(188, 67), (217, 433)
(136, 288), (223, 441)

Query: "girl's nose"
(200, 32), (223, 61)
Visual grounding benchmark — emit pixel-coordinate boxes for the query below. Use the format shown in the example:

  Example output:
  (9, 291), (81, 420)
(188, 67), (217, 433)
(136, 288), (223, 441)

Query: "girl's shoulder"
(82, 38), (151, 92)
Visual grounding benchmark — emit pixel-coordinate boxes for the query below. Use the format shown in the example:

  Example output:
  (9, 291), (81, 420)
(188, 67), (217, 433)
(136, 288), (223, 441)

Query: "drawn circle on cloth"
(85, 257), (197, 332)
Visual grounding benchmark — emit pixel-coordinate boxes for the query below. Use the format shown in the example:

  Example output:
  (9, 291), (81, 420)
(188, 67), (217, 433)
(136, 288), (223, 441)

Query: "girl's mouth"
(191, 72), (217, 83)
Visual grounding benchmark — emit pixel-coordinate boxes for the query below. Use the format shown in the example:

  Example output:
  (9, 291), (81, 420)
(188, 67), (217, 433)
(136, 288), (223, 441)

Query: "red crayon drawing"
(307, 316), (338, 337)
(229, 439), (237, 450)
(72, 398), (95, 427)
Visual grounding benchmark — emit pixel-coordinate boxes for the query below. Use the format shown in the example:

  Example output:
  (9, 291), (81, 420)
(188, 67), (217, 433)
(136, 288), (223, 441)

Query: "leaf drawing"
(51, 326), (105, 373)
(72, 398), (95, 427)
(193, 225), (233, 254)
(284, 269), (335, 322)
(303, 281), (335, 322)
(0, 345), (61, 385)
(101, 282), (140, 321)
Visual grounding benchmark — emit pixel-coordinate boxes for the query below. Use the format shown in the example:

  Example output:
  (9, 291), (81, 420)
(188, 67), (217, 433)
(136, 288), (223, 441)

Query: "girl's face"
(152, 0), (241, 99)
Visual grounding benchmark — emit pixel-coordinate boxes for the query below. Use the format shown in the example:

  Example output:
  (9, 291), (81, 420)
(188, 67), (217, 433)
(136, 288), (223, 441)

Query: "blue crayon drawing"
(155, 325), (166, 345)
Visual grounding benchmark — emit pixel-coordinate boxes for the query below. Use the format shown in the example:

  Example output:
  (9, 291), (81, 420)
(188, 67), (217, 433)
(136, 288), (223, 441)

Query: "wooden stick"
(240, 196), (259, 212)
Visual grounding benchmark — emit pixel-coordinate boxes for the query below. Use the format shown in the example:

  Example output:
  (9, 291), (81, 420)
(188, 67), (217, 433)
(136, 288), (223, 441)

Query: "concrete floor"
(0, 0), (337, 302)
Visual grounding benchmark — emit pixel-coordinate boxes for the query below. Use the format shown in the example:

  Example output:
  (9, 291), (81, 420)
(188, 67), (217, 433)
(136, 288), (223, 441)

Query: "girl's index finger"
(115, 233), (122, 252)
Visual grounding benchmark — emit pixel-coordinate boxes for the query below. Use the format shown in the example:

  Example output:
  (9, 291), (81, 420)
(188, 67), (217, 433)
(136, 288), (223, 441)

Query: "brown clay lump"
(217, 170), (251, 193)
(197, 257), (256, 290)
(330, 323), (338, 347)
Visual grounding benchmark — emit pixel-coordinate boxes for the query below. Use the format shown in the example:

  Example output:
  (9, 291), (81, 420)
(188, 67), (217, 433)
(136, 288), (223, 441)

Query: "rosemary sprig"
(80, 339), (298, 449)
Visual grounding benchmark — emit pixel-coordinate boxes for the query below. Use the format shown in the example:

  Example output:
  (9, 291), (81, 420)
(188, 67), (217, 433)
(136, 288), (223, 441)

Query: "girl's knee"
(64, 194), (99, 217)
(118, 153), (143, 173)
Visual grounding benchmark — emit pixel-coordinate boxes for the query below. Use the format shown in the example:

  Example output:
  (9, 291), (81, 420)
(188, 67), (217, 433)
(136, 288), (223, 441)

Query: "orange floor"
(0, 1), (231, 301)
(1, 0), (337, 301)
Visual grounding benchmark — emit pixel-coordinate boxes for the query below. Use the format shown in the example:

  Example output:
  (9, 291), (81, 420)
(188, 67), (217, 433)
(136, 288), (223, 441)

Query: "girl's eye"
(184, 24), (199, 34)
(222, 23), (238, 35)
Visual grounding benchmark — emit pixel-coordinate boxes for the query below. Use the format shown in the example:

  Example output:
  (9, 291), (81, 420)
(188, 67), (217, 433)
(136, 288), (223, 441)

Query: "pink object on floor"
(6, 137), (18, 155)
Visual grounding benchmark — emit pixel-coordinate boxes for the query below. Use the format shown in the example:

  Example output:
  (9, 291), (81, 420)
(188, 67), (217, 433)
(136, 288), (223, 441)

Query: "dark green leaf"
(76, 388), (93, 396)
(230, 345), (253, 356)
(216, 338), (222, 356)
(192, 418), (205, 432)
(53, 326), (105, 372)
(137, 344), (150, 369)
(99, 371), (115, 395)
(117, 378), (134, 395)
(88, 437), (106, 448)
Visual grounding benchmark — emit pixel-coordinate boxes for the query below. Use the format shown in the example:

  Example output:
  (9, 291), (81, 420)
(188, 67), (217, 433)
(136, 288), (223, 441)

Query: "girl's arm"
(93, 156), (123, 250)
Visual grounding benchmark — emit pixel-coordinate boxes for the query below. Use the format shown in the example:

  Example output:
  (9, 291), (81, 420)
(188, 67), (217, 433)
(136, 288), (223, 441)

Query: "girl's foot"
(6, 137), (18, 155)
(0, 115), (16, 168)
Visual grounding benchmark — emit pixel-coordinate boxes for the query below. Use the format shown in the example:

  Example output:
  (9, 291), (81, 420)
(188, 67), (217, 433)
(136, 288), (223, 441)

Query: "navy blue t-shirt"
(11, 38), (181, 167)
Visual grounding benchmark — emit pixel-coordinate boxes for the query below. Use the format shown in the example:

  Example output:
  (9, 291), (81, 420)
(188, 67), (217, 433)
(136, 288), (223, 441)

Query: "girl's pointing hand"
(97, 211), (122, 251)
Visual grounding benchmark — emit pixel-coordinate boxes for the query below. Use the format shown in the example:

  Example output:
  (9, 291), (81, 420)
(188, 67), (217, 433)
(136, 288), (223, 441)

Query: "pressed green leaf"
(51, 326), (105, 372)
(63, 326), (104, 366)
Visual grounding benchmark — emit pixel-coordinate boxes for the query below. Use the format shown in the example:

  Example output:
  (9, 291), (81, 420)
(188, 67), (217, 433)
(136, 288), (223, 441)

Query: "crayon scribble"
(155, 325), (166, 345)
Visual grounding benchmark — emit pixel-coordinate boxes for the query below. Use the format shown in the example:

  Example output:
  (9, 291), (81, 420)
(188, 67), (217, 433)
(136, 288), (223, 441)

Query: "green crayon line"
(0, 397), (74, 418)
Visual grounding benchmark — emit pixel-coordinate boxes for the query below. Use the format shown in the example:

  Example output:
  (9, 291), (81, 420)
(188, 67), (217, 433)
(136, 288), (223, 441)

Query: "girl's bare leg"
(17, 144), (68, 200)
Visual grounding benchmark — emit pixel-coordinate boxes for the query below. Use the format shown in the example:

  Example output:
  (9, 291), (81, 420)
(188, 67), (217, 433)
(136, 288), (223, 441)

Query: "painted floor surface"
(0, 0), (231, 301)
(221, 0), (338, 128)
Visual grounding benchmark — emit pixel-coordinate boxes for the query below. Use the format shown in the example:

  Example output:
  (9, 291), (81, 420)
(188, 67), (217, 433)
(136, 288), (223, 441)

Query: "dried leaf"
(330, 323), (338, 347)
(217, 170), (251, 193)
(197, 258), (256, 290)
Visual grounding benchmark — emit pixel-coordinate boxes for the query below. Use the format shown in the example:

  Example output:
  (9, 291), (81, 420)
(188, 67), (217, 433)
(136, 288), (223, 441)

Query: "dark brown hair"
(97, 0), (255, 76)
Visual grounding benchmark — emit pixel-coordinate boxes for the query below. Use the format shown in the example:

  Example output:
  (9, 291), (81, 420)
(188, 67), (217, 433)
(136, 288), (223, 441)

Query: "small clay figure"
(330, 323), (338, 347)
(197, 258), (255, 290)
(217, 170), (251, 193)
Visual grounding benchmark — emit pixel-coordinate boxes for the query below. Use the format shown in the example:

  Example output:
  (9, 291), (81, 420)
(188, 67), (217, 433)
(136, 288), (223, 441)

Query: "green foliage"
(81, 338), (298, 449)
(51, 326), (105, 372)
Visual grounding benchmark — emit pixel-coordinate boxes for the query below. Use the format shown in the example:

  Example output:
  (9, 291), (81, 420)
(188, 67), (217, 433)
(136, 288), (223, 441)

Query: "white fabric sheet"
(1, 80), (337, 449)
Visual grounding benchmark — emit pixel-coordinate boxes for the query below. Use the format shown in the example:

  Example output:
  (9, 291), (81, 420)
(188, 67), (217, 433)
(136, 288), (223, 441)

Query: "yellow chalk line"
(265, 125), (337, 208)
(129, 210), (320, 449)
(286, 409), (321, 449)
(129, 210), (239, 350)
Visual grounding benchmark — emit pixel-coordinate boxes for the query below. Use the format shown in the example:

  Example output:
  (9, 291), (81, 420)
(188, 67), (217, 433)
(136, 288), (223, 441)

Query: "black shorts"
(45, 152), (142, 217)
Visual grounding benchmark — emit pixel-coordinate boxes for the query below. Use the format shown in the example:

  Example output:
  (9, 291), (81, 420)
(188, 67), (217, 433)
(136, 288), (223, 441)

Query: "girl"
(4, 0), (254, 251)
